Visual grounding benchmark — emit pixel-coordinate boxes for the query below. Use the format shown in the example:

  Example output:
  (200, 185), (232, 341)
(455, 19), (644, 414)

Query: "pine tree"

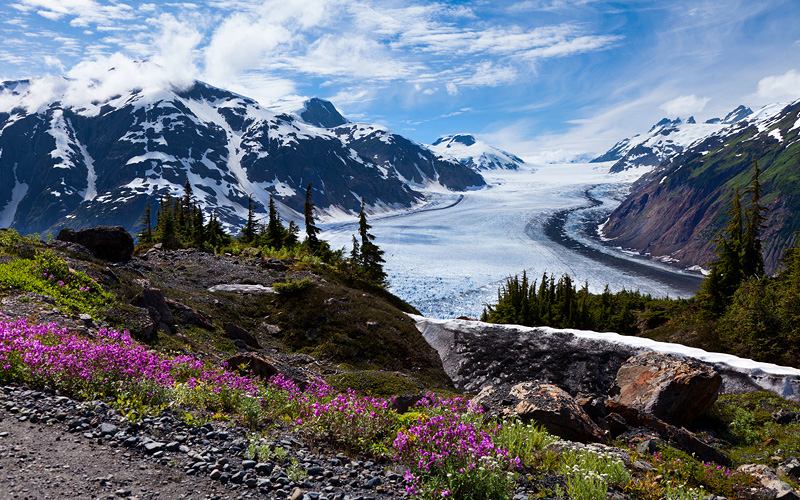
(357, 198), (387, 285)
(304, 182), (321, 251)
(349, 234), (360, 263)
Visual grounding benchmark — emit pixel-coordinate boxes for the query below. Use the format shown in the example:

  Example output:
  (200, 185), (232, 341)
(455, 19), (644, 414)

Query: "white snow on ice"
(0, 164), (28, 228)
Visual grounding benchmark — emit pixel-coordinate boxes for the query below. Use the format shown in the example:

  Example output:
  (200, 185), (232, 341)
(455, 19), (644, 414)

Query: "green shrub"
(273, 277), (314, 295)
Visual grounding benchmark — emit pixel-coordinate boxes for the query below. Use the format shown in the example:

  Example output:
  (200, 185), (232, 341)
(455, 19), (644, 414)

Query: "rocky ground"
(0, 384), (412, 500)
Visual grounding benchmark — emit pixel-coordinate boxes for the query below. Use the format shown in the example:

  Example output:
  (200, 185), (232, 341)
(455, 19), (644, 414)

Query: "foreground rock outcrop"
(414, 316), (800, 402)
(56, 226), (134, 262)
(473, 382), (606, 443)
(611, 351), (722, 426)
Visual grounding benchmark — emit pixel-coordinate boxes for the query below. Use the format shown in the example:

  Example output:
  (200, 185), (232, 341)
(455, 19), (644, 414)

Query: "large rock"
(225, 353), (312, 390)
(611, 351), (721, 426)
(223, 322), (261, 349)
(135, 288), (175, 334)
(606, 400), (730, 466)
(56, 226), (134, 262)
(473, 381), (606, 443)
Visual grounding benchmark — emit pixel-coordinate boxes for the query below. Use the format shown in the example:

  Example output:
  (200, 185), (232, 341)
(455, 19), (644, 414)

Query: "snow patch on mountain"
(0, 165), (28, 228)
(429, 134), (526, 171)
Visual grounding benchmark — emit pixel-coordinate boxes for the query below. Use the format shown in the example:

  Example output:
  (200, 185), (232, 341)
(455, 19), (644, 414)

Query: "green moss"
(326, 370), (422, 397)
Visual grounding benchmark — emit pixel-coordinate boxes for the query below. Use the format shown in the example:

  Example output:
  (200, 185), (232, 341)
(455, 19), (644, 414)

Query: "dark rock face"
(415, 316), (800, 402)
(473, 382), (606, 443)
(611, 351), (721, 426)
(56, 226), (133, 262)
(299, 98), (348, 128)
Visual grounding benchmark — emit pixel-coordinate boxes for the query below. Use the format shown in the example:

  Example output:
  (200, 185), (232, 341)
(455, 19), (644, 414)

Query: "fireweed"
(394, 410), (521, 500)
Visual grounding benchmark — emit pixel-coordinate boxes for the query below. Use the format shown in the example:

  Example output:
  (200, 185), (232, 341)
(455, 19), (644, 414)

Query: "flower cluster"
(394, 411), (519, 499)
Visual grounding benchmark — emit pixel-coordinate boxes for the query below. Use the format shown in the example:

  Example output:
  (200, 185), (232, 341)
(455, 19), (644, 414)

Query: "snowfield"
(320, 162), (699, 319)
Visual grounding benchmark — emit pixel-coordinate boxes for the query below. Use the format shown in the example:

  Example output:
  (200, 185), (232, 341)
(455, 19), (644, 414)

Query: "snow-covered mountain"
(592, 105), (753, 173)
(602, 99), (800, 274)
(429, 134), (526, 171)
(0, 74), (484, 235)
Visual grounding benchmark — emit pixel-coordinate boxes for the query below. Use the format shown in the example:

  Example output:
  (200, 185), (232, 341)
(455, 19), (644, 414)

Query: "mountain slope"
(429, 134), (526, 171)
(593, 106), (753, 173)
(0, 75), (484, 235)
(601, 100), (800, 274)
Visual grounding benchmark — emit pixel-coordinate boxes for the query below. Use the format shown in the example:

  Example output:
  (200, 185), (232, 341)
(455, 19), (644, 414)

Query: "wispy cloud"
(660, 94), (710, 117)
(756, 70), (800, 101)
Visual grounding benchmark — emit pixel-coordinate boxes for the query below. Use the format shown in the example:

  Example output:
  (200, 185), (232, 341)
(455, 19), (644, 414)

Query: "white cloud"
(14, 0), (135, 27)
(43, 55), (64, 72)
(446, 82), (458, 95)
(203, 13), (292, 83)
(756, 69), (800, 101)
(659, 94), (710, 116)
(456, 61), (517, 87)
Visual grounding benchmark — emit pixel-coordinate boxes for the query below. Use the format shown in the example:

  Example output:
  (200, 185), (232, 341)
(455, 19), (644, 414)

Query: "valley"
(321, 163), (702, 319)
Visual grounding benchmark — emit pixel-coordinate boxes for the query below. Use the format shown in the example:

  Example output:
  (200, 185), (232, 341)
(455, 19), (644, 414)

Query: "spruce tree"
(357, 198), (387, 285)
(136, 201), (153, 244)
(241, 195), (257, 243)
(304, 182), (321, 250)
(266, 195), (286, 249)
(742, 160), (767, 279)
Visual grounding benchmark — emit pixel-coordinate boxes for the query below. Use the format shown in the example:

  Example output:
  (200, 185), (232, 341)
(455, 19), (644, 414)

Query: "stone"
(739, 464), (800, 500)
(137, 288), (175, 327)
(143, 441), (165, 454)
(778, 458), (800, 481)
(473, 382), (606, 443)
(208, 284), (275, 294)
(225, 353), (280, 380)
(611, 351), (721, 426)
(223, 322), (261, 349)
(606, 400), (730, 466)
(289, 487), (303, 500)
(99, 423), (118, 436)
(56, 226), (134, 262)
(166, 299), (214, 330)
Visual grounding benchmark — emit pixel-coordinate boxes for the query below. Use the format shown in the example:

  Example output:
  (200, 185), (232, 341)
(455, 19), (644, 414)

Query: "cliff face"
(601, 100), (800, 274)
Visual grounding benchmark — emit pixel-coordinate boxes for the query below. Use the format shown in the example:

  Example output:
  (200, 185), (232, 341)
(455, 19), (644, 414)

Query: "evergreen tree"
(241, 195), (257, 243)
(357, 198), (387, 285)
(742, 160), (767, 279)
(349, 234), (360, 263)
(266, 195), (286, 249)
(304, 182), (321, 250)
(285, 221), (300, 248)
(136, 201), (153, 243)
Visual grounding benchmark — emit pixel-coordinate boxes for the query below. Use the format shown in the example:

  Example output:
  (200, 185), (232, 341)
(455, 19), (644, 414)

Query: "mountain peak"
(299, 97), (348, 128)
(722, 105), (753, 124)
(429, 134), (525, 171)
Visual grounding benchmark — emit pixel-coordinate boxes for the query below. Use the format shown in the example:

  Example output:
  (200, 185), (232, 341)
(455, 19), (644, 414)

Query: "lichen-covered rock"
(223, 322), (261, 349)
(473, 381), (606, 443)
(611, 351), (721, 426)
(739, 464), (800, 500)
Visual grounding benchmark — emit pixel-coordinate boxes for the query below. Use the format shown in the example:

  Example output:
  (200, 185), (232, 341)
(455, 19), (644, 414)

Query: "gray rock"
(99, 423), (118, 435)
(143, 441), (165, 454)
(739, 464), (800, 500)
(56, 226), (134, 262)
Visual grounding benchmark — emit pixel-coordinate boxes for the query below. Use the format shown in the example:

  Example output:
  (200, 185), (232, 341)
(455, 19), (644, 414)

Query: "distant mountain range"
(600, 100), (800, 274)
(0, 75), (485, 235)
(592, 105), (753, 173)
(429, 134), (526, 171)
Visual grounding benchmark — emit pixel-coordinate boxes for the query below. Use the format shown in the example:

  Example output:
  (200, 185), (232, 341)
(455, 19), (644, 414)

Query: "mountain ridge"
(0, 75), (485, 235)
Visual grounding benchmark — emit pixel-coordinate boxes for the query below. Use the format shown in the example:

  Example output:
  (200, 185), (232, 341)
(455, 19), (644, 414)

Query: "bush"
(273, 277), (314, 295)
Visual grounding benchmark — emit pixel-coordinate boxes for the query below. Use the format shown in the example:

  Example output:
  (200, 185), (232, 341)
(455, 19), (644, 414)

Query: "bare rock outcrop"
(473, 381), (606, 443)
(611, 351), (721, 426)
(56, 226), (134, 262)
(739, 464), (800, 500)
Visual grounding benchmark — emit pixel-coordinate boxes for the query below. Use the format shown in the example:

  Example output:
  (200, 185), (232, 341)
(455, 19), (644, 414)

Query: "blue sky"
(1, 0), (799, 162)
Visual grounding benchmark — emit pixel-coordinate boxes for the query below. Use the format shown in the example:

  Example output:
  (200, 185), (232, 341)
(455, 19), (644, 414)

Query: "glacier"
(320, 162), (702, 319)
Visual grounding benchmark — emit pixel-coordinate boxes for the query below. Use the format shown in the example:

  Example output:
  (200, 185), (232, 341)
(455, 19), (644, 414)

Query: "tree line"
(135, 181), (387, 286)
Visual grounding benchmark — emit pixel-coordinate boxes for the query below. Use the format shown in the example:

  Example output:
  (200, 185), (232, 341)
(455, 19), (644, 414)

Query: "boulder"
(225, 353), (311, 390)
(778, 458), (800, 482)
(166, 299), (214, 330)
(223, 322), (261, 349)
(136, 288), (175, 328)
(473, 381), (606, 443)
(56, 226), (134, 262)
(226, 353), (280, 380)
(611, 351), (721, 426)
(739, 464), (800, 500)
(606, 400), (730, 466)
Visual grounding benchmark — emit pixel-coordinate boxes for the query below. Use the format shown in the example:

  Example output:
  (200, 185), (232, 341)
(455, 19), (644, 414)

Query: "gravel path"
(0, 384), (408, 500)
